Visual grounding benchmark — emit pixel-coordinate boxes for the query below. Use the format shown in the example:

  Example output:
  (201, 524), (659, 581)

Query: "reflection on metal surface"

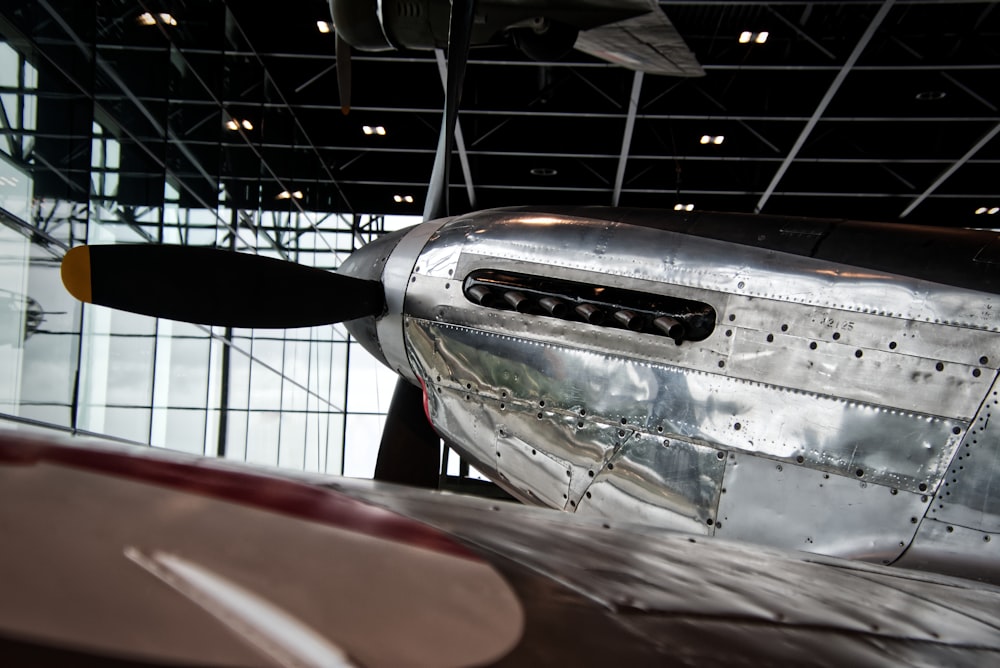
(328, 472), (1000, 662)
(388, 208), (1000, 577)
(577, 433), (725, 534)
(125, 548), (357, 668)
(895, 519), (1000, 584)
(410, 320), (964, 493)
(717, 454), (928, 563)
(929, 374), (1000, 533)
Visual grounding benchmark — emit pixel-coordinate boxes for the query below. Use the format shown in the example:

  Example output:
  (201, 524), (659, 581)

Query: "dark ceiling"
(3, 0), (1000, 229)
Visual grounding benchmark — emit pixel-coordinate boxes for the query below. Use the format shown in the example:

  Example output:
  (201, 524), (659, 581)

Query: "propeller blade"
(422, 0), (475, 220)
(336, 33), (352, 115)
(374, 378), (441, 487)
(61, 244), (383, 328)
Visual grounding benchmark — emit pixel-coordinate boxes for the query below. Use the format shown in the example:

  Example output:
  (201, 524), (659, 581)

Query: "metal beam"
(764, 4), (837, 60)
(435, 49), (476, 210)
(755, 0), (897, 214)
(613, 71), (643, 207)
(899, 121), (1000, 218)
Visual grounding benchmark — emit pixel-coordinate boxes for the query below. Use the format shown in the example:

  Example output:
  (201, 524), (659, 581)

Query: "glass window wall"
(0, 12), (409, 478)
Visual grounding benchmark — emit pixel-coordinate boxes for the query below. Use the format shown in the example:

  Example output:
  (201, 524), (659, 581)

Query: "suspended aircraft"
(55, 0), (1000, 594)
(328, 0), (704, 113)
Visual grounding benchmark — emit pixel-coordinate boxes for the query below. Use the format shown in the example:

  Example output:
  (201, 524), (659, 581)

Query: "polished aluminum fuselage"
(344, 207), (1000, 583)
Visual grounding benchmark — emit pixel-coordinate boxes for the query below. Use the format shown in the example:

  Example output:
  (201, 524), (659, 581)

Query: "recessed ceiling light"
(363, 125), (387, 136)
(241, 119), (253, 130)
(393, 194), (415, 203)
(915, 91), (947, 101)
(700, 135), (724, 145)
(530, 167), (558, 176)
(976, 206), (999, 215)
(277, 190), (304, 200)
(739, 31), (767, 44)
(225, 119), (239, 131)
(674, 203), (695, 212)
(138, 12), (177, 27)
(317, 21), (332, 34)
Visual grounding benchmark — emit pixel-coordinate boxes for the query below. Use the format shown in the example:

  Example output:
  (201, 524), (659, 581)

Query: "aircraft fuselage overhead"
(339, 207), (1000, 585)
(330, 0), (648, 52)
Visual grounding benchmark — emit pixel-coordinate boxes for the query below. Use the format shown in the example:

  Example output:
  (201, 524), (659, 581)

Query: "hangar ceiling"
(2, 0), (999, 231)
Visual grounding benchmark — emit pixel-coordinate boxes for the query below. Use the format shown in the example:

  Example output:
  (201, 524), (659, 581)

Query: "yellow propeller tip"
(61, 246), (93, 303)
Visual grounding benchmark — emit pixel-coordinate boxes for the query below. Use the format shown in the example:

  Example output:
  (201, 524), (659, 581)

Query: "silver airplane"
(56, 0), (998, 591)
(8, 1), (1000, 665)
(60, 204), (1000, 588)
(336, 204), (1000, 586)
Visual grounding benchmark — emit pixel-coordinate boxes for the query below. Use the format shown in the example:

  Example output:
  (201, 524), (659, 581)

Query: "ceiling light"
(740, 31), (767, 44)
(317, 20), (332, 34)
(241, 119), (253, 130)
(701, 135), (724, 145)
(530, 167), (558, 176)
(713, 135), (725, 145)
(363, 125), (387, 136)
(977, 207), (1000, 215)
(393, 194), (415, 204)
(674, 203), (695, 212)
(916, 91), (947, 101)
(138, 12), (177, 27)
(225, 119), (239, 131)
(276, 190), (303, 200)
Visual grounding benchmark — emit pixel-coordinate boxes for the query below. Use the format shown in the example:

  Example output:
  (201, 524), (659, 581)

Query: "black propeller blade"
(375, 378), (442, 488)
(61, 244), (383, 328)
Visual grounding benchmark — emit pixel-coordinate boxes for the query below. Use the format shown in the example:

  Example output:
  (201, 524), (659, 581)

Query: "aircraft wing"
(2, 430), (999, 666)
(574, 3), (705, 77)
